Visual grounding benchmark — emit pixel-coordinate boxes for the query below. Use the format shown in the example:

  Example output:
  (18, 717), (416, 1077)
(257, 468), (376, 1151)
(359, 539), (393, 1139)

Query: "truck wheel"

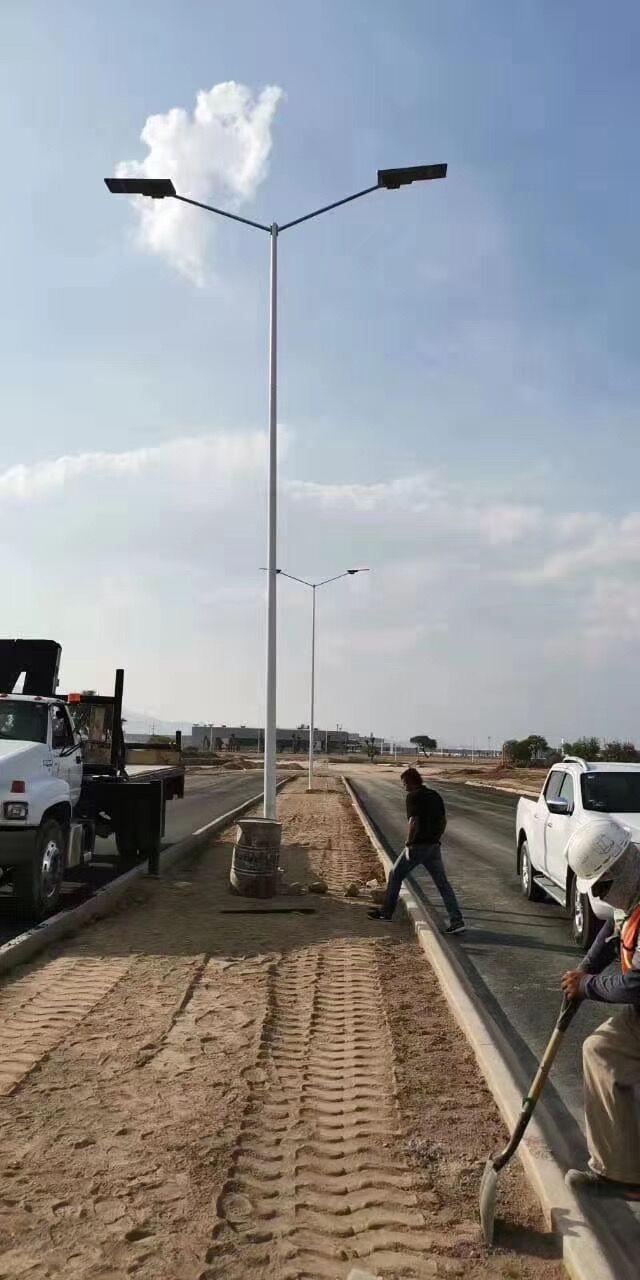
(569, 877), (600, 951)
(13, 820), (65, 919)
(520, 841), (544, 901)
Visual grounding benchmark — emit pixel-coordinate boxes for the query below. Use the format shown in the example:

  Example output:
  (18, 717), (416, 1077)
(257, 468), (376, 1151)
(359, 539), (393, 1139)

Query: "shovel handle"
(493, 996), (579, 1174)
(557, 994), (580, 1033)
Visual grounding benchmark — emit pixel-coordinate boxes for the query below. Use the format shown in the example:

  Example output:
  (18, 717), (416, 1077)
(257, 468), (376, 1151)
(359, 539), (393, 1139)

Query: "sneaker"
(445, 920), (466, 935)
(566, 1168), (640, 1200)
(368, 908), (392, 921)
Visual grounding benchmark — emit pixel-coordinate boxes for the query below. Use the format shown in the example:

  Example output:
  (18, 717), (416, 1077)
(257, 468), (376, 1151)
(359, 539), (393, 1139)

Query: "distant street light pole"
(105, 164), (446, 817)
(270, 568), (368, 790)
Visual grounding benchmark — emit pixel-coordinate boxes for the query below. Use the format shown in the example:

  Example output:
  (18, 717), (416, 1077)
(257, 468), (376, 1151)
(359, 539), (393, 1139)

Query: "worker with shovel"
(561, 816), (640, 1199)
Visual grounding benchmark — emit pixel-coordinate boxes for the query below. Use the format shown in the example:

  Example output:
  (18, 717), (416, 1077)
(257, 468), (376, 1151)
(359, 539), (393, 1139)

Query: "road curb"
(343, 774), (624, 1280)
(0, 776), (293, 980)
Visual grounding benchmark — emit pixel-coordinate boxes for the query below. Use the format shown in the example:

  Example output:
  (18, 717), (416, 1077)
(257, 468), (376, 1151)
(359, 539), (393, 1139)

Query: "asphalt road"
(0, 768), (271, 945)
(349, 774), (635, 1156)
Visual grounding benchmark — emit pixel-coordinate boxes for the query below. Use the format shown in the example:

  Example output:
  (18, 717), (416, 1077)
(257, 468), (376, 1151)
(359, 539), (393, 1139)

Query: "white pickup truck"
(516, 756), (640, 949)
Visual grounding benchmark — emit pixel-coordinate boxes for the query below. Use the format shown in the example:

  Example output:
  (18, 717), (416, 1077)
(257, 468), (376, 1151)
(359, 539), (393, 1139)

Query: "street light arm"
(315, 572), (354, 588)
(279, 184), (380, 233)
(173, 193), (271, 233)
(266, 569), (314, 588)
(269, 569), (369, 589)
(316, 568), (370, 588)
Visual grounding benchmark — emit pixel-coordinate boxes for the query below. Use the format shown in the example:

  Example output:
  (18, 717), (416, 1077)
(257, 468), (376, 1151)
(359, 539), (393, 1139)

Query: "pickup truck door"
(50, 704), (83, 808)
(544, 770), (575, 889)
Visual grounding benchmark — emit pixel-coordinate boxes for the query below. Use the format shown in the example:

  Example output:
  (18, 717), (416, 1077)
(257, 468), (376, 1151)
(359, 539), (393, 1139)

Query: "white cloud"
(287, 474), (444, 513)
(527, 512), (640, 583)
(289, 472), (540, 546)
(0, 433), (266, 505)
(472, 503), (541, 546)
(579, 578), (640, 666)
(115, 81), (284, 283)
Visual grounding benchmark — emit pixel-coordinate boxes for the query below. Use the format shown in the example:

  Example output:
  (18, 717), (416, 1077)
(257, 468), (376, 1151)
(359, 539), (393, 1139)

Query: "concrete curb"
(343, 774), (624, 1280)
(0, 776), (293, 980)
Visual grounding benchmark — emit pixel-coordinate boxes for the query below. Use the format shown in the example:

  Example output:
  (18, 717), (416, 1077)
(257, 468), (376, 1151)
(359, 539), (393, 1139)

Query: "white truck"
(0, 639), (184, 919)
(516, 755), (640, 949)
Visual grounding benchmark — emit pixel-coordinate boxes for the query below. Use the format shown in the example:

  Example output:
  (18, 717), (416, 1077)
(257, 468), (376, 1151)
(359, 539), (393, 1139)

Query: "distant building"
(190, 724), (385, 754)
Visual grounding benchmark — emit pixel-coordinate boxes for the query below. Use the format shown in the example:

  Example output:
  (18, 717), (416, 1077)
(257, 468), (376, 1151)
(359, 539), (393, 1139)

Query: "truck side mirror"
(547, 797), (571, 816)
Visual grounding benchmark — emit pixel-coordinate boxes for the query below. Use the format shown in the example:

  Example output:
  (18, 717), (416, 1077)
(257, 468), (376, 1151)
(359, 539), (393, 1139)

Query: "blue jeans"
(381, 843), (463, 923)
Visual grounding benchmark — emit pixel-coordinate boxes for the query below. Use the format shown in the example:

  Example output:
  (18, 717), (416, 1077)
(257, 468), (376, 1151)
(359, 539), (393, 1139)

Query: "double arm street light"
(105, 163), (447, 819)
(273, 568), (368, 791)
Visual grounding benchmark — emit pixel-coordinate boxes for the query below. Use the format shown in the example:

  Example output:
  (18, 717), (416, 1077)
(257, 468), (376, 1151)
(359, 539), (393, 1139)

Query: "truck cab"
(516, 756), (640, 948)
(0, 694), (86, 916)
(0, 696), (83, 803)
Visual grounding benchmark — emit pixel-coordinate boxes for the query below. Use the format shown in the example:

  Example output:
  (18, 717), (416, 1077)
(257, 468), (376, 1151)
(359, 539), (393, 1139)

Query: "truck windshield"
(581, 772), (640, 813)
(0, 700), (48, 744)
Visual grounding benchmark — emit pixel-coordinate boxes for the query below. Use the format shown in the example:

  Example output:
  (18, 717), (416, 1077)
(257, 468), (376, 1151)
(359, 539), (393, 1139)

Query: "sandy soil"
(0, 779), (563, 1280)
(333, 760), (542, 797)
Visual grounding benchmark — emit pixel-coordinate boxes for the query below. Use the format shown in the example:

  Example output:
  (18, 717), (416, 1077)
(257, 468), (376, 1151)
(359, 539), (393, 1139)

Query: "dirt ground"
(0, 778), (564, 1280)
(334, 760), (542, 797)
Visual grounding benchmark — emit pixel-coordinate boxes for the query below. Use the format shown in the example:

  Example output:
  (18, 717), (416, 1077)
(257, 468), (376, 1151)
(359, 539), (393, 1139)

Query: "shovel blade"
(479, 1158), (498, 1246)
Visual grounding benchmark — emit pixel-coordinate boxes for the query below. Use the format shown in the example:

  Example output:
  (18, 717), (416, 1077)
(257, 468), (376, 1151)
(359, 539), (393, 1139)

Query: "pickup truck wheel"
(13, 820), (65, 919)
(569, 877), (600, 951)
(520, 841), (544, 901)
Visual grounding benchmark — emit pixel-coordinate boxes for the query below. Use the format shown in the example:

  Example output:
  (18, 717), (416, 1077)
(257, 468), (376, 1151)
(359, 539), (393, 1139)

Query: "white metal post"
(308, 585), (316, 791)
(263, 224), (278, 819)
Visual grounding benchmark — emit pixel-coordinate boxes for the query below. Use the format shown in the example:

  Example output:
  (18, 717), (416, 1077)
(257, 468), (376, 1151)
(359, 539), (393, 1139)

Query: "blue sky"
(2, 1), (640, 745)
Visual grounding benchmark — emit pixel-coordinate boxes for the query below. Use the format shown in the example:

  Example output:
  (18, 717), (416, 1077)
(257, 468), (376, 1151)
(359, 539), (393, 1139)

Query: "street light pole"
(264, 224), (279, 816)
(105, 164), (446, 819)
(309, 584), (316, 792)
(271, 568), (368, 790)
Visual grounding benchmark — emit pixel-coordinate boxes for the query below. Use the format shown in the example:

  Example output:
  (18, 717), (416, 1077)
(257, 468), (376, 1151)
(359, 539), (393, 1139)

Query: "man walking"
(369, 767), (465, 933)
(561, 816), (640, 1199)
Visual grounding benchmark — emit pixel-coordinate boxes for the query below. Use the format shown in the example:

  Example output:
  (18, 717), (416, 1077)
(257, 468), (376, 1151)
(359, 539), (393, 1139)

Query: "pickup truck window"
(581, 772), (640, 813)
(558, 773), (575, 809)
(544, 771), (565, 804)
(0, 700), (48, 744)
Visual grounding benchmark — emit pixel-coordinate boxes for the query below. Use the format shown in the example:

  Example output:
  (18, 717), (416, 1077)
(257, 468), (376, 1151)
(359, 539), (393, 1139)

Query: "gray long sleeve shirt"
(580, 921), (640, 1006)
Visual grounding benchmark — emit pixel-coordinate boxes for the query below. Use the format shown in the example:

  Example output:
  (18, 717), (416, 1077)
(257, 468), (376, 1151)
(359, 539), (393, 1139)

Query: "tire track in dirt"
(203, 938), (440, 1279)
(0, 955), (130, 1095)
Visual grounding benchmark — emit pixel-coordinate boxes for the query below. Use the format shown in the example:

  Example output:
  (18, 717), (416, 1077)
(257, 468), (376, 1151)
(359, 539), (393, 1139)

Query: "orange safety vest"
(620, 903), (640, 975)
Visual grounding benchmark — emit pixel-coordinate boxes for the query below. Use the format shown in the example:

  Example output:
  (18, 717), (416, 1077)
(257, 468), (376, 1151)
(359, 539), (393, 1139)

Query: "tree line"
(502, 734), (640, 765)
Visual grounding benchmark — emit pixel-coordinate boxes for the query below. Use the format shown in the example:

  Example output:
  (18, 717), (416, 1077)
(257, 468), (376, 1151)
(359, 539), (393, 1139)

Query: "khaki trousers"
(583, 1005), (640, 1183)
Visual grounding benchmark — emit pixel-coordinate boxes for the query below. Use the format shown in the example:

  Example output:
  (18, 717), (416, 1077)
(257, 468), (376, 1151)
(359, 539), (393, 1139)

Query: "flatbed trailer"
(66, 665), (185, 864)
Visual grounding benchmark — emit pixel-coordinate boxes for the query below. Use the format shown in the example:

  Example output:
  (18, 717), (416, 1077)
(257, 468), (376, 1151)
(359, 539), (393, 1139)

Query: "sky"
(2, 0), (640, 746)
